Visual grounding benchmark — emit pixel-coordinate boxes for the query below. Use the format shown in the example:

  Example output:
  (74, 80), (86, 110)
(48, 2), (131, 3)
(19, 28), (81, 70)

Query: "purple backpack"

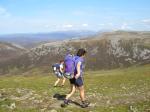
(64, 54), (76, 79)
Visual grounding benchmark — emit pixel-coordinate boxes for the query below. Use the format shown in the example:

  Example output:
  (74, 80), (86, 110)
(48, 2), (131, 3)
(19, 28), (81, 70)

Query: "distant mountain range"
(0, 31), (150, 75)
(0, 30), (97, 48)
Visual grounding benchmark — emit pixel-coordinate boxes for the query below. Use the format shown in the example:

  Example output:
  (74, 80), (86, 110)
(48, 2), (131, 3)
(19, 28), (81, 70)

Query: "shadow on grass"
(53, 93), (81, 107)
(53, 93), (66, 100)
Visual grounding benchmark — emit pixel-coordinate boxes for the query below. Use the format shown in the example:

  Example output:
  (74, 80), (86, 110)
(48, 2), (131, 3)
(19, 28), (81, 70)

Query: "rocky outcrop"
(0, 31), (150, 74)
(28, 31), (150, 69)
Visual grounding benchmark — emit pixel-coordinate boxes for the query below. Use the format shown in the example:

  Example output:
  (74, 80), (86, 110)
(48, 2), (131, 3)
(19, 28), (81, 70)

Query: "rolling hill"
(0, 42), (28, 74)
(0, 42), (27, 62)
(0, 31), (150, 74)
(28, 31), (150, 69)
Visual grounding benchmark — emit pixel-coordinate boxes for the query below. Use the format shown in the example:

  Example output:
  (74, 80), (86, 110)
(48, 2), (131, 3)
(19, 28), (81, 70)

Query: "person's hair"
(60, 60), (64, 63)
(76, 48), (87, 57)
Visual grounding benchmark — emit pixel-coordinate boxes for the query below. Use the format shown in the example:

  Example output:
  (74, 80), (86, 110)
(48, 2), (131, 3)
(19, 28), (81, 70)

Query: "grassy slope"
(0, 65), (150, 112)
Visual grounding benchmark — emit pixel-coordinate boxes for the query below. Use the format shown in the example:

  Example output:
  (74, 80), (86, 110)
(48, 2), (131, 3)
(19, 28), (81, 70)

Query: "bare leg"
(66, 85), (76, 100)
(78, 85), (85, 101)
(54, 78), (60, 86)
(78, 85), (90, 108)
(66, 84), (74, 95)
(61, 85), (76, 107)
(61, 77), (66, 86)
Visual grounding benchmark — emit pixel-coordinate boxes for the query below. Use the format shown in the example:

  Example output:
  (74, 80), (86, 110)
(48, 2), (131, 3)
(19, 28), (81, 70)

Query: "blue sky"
(0, 0), (150, 34)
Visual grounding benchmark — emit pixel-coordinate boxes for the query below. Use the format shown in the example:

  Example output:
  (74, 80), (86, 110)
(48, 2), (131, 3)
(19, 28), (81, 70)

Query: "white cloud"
(44, 25), (50, 28)
(108, 23), (113, 26)
(141, 19), (150, 25)
(121, 23), (127, 30)
(142, 19), (150, 23)
(121, 22), (132, 30)
(99, 23), (105, 26)
(0, 6), (11, 17)
(82, 24), (88, 27)
(63, 24), (73, 28)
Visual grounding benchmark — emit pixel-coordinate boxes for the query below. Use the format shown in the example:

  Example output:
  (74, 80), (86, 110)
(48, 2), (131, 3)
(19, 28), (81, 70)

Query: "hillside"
(28, 31), (150, 69)
(0, 31), (150, 74)
(0, 42), (27, 62)
(0, 42), (28, 74)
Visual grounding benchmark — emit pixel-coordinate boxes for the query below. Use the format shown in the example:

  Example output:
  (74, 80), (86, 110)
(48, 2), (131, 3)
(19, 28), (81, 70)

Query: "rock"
(89, 103), (96, 107)
(16, 88), (22, 94)
(40, 108), (47, 112)
(29, 97), (35, 100)
(43, 92), (48, 95)
(65, 110), (73, 112)
(9, 103), (16, 109)
(129, 105), (138, 112)
(33, 100), (40, 104)
(34, 94), (41, 98)
(122, 86), (126, 90)
(49, 109), (57, 112)
(106, 100), (111, 105)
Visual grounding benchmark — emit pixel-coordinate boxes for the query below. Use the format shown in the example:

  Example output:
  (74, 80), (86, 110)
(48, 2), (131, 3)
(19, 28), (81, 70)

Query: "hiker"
(52, 60), (66, 87)
(62, 48), (90, 108)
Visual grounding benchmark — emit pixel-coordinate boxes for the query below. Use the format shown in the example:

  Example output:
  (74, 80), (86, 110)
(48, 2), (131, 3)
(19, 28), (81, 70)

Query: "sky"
(0, 0), (150, 34)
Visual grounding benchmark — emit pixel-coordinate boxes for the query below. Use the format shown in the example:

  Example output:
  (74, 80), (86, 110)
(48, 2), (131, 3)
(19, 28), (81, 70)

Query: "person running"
(53, 60), (66, 87)
(62, 48), (90, 108)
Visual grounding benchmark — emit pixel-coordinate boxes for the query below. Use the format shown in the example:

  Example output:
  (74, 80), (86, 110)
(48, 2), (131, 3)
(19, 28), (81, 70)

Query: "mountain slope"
(0, 31), (150, 74)
(29, 31), (150, 69)
(0, 42), (27, 62)
(0, 42), (28, 74)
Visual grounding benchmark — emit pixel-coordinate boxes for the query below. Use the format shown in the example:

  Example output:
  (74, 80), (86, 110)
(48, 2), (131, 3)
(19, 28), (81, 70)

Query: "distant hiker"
(61, 48), (90, 108)
(52, 60), (66, 87)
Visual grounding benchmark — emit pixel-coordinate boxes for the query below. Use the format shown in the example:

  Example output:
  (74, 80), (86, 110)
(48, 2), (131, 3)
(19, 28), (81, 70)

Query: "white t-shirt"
(60, 64), (63, 69)
(59, 64), (64, 73)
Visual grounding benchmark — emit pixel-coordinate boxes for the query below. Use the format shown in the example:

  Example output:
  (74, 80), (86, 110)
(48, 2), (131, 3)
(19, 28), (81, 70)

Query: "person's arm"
(75, 61), (81, 79)
(60, 65), (64, 73)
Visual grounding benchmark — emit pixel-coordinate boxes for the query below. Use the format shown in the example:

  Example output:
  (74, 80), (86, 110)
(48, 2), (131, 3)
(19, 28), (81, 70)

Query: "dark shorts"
(69, 77), (83, 87)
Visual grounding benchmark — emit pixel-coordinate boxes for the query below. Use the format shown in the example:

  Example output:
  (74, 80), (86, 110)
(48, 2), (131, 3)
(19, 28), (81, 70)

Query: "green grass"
(0, 65), (150, 112)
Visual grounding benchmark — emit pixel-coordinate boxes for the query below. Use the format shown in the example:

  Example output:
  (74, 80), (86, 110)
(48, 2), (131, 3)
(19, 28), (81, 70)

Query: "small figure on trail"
(52, 60), (66, 87)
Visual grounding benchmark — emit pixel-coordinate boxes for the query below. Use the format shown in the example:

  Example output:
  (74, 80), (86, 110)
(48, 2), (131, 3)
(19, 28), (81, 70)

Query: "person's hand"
(75, 74), (79, 79)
